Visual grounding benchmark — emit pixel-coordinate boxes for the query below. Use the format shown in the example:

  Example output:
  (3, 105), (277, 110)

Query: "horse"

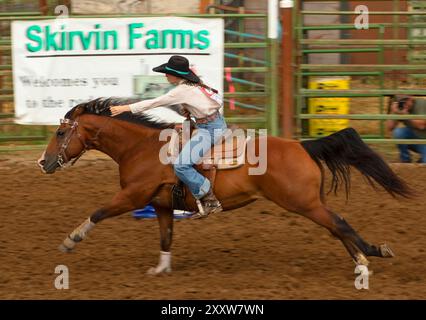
(37, 97), (412, 275)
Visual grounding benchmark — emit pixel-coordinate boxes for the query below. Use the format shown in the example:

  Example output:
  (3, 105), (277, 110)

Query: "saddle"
(168, 123), (250, 211)
(167, 125), (248, 170)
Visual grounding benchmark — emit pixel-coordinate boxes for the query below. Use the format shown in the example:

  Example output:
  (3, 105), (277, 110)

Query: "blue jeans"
(393, 127), (426, 163)
(173, 114), (227, 199)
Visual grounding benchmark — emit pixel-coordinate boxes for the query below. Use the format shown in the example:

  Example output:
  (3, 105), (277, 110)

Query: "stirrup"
(190, 199), (223, 220)
(190, 199), (209, 220)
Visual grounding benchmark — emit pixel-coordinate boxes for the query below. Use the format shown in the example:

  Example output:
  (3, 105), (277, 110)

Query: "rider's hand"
(110, 105), (131, 116)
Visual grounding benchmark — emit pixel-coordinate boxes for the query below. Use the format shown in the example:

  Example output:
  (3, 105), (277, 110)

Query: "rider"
(110, 55), (227, 216)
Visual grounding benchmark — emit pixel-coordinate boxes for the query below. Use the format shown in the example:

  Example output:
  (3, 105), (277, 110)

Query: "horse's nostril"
(37, 151), (47, 168)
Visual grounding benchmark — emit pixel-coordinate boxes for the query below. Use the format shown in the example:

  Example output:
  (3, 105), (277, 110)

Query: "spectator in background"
(386, 95), (426, 163)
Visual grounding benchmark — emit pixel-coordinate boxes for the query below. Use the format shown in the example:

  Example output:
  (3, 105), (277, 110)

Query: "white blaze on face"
(37, 150), (47, 173)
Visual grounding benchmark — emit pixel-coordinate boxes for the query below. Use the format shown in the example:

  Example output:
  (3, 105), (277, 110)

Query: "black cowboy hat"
(152, 55), (200, 83)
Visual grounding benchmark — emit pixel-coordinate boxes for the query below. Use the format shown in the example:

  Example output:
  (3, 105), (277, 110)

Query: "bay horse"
(37, 98), (411, 275)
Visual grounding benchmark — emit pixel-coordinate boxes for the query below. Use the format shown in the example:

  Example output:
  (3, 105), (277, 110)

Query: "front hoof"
(379, 244), (395, 258)
(189, 212), (209, 220)
(58, 244), (73, 253)
(146, 266), (172, 275)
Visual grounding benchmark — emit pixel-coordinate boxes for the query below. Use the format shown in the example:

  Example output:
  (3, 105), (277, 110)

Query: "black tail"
(301, 127), (413, 199)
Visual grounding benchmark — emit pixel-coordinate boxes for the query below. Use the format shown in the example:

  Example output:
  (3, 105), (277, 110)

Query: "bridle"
(56, 117), (111, 168)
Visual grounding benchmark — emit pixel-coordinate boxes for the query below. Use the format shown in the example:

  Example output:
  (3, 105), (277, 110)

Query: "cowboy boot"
(191, 187), (223, 219)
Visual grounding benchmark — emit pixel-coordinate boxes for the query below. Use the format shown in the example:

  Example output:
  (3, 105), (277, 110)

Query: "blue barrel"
(133, 204), (157, 219)
(133, 205), (192, 219)
(173, 209), (194, 219)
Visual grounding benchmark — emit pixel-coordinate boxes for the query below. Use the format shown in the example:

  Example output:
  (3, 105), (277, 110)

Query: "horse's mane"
(65, 97), (175, 129)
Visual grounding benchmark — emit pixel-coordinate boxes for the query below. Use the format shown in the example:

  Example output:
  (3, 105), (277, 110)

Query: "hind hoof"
(379, 244), (395, 258)
(58, 244), (73, 253)
(354, 253), (369, 266)
(146, 266), (172, 275)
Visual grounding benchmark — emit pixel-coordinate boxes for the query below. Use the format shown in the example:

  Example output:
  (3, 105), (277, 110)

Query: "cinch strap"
(165, 66), (190, 75)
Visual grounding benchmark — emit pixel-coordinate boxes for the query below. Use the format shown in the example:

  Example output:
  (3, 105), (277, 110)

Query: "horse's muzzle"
(37, 151), (58, 174)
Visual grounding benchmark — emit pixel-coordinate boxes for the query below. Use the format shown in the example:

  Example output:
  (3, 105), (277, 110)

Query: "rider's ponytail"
(182, 79), (219, 94)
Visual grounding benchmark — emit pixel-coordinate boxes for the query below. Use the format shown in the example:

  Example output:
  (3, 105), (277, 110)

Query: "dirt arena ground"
(0, 150), (425, 300)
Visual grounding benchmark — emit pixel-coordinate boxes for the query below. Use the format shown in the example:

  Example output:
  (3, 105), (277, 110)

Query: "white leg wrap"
(69, 217), (95, 241)
(196, 199), (205, 215)
(147, 251), (172, 275)
(159, 251), (171, 270)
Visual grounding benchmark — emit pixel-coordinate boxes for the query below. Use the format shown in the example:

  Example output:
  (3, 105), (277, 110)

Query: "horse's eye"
(56, 130), (65, 137)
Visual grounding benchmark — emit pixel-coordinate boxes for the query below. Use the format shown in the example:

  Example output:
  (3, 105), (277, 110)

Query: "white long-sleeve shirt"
(129, 82), (222, 119)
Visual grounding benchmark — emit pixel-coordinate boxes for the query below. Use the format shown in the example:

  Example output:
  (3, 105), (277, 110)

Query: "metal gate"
(294, 0), (426, 146)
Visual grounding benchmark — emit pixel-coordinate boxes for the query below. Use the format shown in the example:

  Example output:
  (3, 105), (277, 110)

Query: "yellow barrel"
(308, 77), (350, 137)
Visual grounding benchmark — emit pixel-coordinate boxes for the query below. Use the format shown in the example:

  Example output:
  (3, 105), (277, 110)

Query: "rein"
(57, 117), (112, 168)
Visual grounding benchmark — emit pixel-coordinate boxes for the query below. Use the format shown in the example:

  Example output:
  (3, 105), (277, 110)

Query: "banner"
(12, 17), (224, 124)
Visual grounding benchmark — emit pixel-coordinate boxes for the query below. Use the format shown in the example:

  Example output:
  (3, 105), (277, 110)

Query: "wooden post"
(39, 0), (48, 15)
(199, 0), (211, 13)
(268, 0), (279, 136)
(39, 0), (48, 140)
(280, 0), (294, 139)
